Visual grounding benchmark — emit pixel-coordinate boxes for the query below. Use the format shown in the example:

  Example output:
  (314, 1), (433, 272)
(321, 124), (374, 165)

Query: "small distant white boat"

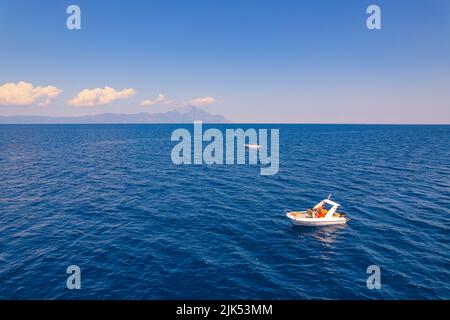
(245, 143), (261, 150)
(286, 195), (349, 226)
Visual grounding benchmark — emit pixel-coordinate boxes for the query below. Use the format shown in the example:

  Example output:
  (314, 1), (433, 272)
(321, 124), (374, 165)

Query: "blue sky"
(0, 0), (449, 123)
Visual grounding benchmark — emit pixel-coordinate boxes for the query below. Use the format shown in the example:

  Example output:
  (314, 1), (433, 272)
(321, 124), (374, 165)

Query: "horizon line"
(0, 122), (448, 126)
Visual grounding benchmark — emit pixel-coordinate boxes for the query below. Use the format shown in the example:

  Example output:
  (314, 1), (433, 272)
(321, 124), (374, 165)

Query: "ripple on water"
(0, 124), (449, 299)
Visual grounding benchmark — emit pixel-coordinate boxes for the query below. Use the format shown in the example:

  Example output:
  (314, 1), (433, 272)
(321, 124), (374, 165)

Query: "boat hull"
(286, 212), (348, 226)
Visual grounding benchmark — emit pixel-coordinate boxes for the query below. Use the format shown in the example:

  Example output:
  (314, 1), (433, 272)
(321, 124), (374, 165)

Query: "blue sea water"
(0, 124), (448, 300)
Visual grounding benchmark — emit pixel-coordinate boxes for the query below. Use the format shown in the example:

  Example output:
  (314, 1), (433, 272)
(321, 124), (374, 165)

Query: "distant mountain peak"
(176, 105), (200, 114)
(0, 106), (229, 124)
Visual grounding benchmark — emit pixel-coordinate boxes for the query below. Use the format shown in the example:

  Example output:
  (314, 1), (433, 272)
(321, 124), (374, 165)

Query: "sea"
(0, 124), (448, 299)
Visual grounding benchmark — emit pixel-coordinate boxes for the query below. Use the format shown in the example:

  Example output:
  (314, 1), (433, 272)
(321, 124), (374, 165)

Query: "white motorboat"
(244, 143), (261, 150)
(286, 196), (349, 226)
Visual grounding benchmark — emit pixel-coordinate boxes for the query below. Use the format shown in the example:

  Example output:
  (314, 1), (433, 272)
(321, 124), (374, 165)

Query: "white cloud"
(69, 86), (136, 106)
(0, 81), (61, 106)
(189, 96), (217, 106)
(141, 93), (166, 106)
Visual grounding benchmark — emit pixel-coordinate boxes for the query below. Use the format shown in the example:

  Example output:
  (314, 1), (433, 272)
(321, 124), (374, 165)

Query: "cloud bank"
(0, 81), (62, 106)
(189, 96), (217, 106)
(141, 94), (165, 106)
(69, 86), (136, 106)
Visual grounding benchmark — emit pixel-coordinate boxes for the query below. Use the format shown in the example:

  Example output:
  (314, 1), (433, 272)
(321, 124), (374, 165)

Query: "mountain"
(0, 106), (229, 124)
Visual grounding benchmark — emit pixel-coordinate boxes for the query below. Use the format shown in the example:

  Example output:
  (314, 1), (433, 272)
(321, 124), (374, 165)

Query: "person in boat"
(315, 201), (326, 218)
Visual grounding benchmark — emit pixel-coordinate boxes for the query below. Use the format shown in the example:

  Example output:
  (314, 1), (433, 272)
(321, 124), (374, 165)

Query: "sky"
(0, 0), (449, 123)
